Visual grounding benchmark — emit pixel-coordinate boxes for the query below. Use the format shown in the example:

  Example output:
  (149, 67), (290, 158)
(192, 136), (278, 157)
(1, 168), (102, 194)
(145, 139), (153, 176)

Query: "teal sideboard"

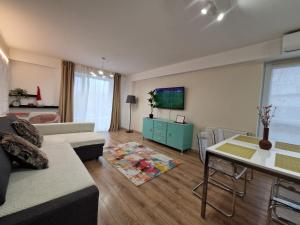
(142, 118), (193, 153)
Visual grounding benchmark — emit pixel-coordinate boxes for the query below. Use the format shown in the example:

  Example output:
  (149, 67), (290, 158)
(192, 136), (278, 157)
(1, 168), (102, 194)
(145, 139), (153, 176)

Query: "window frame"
(258, 58), (300, 138)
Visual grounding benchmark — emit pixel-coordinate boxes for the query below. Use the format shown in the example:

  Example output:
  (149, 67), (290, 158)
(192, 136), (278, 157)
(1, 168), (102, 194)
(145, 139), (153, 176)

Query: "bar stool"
(267, 178), (300, 225)
(192, 129), (248, 217)
(213, 128), (254, 181)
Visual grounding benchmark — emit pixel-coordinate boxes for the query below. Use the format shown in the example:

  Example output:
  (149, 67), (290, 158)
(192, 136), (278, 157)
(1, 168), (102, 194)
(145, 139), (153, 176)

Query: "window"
(73, 65), (114, 131)
(261, 60), (300, 144)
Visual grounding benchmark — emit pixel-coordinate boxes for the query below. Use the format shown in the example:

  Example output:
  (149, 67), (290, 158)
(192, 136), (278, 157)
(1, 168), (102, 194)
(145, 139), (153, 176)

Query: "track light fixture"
(201, 8), (208, 15)
(200, 0), (226, 22)
(217, 12), (225, 21)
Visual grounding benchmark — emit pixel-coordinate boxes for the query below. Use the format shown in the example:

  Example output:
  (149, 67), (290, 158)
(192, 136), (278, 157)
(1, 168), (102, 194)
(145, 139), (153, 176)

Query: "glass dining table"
(201, 134), (300, 218)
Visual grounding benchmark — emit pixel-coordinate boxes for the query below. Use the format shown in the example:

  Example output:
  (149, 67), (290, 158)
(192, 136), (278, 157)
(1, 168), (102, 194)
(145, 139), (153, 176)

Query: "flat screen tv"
(155, 87), (185, 110)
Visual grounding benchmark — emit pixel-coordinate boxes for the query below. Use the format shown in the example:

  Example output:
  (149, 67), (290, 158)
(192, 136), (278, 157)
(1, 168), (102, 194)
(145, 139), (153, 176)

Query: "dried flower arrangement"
(9, 88), (28, 97)
(257, 105), (276, 128)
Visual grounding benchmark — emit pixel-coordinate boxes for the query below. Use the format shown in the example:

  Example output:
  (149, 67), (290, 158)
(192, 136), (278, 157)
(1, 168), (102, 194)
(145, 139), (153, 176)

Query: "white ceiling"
(0, 0), (300, 75)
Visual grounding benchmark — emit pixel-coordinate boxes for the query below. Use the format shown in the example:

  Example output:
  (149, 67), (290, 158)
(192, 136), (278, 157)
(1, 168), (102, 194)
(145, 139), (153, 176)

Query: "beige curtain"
(109, 73), (121, 131)
(59, 60), (75, 122)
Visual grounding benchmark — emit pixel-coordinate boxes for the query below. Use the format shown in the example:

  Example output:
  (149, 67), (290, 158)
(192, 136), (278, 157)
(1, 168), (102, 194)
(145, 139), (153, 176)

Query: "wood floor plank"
(84, 130), (278, 225)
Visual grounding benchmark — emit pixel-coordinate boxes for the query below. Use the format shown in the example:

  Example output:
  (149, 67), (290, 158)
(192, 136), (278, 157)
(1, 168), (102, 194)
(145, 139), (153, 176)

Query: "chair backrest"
(197, 129), (215, 163)
(213, 128), (249, 143)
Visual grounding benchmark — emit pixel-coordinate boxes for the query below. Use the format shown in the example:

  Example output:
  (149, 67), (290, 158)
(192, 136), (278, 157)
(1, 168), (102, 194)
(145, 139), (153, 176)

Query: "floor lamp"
(126, 95), (136, 133)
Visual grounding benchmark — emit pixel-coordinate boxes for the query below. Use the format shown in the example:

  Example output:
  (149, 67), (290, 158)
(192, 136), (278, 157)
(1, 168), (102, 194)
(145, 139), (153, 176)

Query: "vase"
(20, 98), (27, 106)
(259, 127), (272, 150)
(149, 113), (153, 119)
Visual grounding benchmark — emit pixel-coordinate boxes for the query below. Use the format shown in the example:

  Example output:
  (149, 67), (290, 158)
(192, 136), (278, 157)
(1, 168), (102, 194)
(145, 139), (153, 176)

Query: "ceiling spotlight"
(201, 8), (208, 15)
(98, 70), (104, 75)
(217, 12), (225, 22)
(109, 74), (114, 78)
(90, 72), (97, 77)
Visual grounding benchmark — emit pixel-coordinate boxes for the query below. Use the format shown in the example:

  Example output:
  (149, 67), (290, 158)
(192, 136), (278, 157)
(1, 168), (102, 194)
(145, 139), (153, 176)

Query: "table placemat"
(234, 135), (259, 145)
(275, 142), (300, 153)
(275, 154), (300, 174)
(216, 143), (256, 159)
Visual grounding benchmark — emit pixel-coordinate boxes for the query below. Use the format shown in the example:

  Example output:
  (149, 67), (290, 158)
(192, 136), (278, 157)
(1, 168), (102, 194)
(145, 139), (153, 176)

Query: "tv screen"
(155, 87), (184, 110)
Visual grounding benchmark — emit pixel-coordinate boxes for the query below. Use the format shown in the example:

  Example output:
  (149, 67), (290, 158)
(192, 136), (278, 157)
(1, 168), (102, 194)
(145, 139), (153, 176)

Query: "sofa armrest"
(34, 122), (95, 135)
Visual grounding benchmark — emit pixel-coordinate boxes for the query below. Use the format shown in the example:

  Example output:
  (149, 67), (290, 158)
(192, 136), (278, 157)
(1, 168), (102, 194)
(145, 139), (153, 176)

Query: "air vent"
(282, 30), (300, 53)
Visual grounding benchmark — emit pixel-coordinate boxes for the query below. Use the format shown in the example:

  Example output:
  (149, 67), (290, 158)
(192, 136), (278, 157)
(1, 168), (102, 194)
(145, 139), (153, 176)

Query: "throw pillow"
(11, 119), (43, 147)
(1, 133), (48, 169)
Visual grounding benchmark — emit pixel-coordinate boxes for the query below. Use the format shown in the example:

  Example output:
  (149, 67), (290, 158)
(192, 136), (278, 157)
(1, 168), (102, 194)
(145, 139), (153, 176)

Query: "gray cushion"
(0, 143), (95, 217)
(1, 133), (48, 170)
(0, 146), (11, 205)
(0, 116), (17, 206)
(0, 116), (17, 134)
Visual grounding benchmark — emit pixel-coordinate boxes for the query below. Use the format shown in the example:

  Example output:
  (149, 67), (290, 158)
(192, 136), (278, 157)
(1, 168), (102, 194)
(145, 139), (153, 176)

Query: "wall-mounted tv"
(155, 87), (185, 110)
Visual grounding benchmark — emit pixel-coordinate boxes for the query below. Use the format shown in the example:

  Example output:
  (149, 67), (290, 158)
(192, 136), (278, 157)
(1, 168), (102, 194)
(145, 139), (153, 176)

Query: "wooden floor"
(84, 130), (275, 225)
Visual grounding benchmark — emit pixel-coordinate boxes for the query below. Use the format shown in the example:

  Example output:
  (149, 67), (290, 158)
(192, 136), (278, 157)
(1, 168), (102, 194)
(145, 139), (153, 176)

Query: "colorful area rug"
(104, 142), (181, 186)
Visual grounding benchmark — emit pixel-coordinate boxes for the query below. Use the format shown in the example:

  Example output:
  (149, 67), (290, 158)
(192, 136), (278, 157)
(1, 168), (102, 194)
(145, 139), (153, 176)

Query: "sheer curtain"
(73, 64), (114, 131)
(262, 61), (300, 144)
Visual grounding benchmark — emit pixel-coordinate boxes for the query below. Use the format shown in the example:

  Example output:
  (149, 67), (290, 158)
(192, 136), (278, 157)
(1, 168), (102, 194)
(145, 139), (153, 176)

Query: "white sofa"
(35, 122), (105, 161)
(0, 122), (105, 225)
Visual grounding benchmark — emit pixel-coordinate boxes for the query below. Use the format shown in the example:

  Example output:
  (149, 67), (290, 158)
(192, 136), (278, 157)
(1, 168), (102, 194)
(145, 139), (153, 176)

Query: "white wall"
(121, 39), (281, 129)
(130, 39), (281, 81)
(130, 62), (263, 149)
(9, 49), (61, 106)
(121, 74), (135, 130)
(0, 34), (9, 115)
(121, 38), (300, 138)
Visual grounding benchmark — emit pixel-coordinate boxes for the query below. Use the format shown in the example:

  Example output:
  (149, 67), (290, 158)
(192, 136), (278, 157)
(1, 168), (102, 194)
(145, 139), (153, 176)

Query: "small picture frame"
(176, 115), (185, 124)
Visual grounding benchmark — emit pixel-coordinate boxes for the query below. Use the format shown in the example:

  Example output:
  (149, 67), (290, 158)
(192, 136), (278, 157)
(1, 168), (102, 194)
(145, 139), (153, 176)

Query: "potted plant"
(9, 88), (28, 106)
(147, 90), (157, 119)
(257, 105), (276, 150)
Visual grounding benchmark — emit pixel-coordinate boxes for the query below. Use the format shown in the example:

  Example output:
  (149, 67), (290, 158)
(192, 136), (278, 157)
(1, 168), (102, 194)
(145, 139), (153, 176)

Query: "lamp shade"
(126, 95), (136, 104)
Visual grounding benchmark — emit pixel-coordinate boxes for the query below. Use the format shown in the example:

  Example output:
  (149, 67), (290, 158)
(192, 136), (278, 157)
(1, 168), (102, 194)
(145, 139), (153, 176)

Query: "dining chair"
(192, 128), (248, 217)
(267, 178), (300, 225)
(213, 128), (254, 181)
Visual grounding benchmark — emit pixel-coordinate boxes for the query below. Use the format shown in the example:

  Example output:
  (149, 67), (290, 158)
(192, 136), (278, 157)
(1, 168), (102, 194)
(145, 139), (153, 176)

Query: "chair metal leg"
(193, 169), (248, 197)
(209, 176), (247, 198)
(266, 179), (276, 225)
(245, 169), (254, 181)
(204, 168), (248, 198)
(192, 170), (216, 195)
(266, 206), (272, 225)
(242, 171), (247, 198)
(267, 178), (300, 225)
(230, 177), (237, 217)
(193, 173), (242, 218)
(268, 204), (298, 225)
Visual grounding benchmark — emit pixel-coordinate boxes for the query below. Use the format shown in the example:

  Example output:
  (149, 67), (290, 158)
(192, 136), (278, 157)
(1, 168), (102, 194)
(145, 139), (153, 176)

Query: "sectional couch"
(0, 116), (105, 225)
